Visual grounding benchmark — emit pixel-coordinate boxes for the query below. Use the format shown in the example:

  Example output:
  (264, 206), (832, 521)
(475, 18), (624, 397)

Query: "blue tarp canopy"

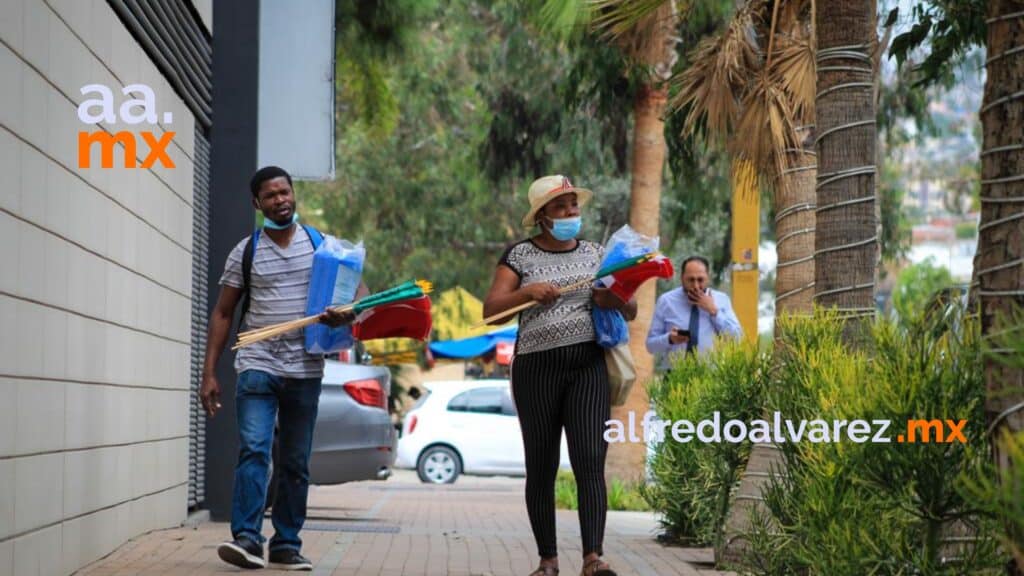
(429, 326), (517, 359)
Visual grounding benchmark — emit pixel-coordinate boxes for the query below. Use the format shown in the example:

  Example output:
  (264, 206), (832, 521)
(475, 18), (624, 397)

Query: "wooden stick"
(233, 318), (317, 350)
(237, 303), (356, 339)
(472, 278), (593, 328)
(234, 280), (432, 350)
(233, 303), (358, 350)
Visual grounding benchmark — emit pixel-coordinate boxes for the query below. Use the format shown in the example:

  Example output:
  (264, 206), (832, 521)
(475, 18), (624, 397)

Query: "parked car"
(309, 359), (396, 483)
(269, 358), (395, 505)
(395, 380), (570, 484)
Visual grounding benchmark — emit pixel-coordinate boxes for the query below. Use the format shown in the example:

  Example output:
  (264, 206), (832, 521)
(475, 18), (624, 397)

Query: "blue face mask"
(545, 216), (582, 241)
(263, 212), (298, 230)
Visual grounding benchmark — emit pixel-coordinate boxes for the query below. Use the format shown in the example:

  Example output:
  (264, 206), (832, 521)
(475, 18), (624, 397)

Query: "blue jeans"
(230, 369), (321, 552)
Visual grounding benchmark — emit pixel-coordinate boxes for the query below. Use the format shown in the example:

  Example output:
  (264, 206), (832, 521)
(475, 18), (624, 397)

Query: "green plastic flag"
(353, 280), (433, 313)
(596, 253), (656, 279)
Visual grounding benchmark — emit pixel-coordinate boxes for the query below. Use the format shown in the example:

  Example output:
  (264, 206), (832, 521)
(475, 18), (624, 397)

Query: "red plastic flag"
(600, 255), (674, 302)
(351, 296), (432, 341)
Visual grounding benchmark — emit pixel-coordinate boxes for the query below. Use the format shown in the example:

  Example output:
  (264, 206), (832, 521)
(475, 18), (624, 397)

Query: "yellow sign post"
(731, 160), (759, 345)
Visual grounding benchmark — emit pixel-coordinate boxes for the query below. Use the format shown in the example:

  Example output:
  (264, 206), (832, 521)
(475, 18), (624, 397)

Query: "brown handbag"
(605, 343), (636, 407)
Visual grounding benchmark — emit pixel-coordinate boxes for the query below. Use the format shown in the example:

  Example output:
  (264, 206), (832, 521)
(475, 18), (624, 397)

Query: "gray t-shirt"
(498, 239), (604, 355)
(220, 229), (325, 379)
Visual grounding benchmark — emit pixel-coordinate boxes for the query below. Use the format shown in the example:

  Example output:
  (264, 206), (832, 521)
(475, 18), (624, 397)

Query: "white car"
(395, 380), (570, 483)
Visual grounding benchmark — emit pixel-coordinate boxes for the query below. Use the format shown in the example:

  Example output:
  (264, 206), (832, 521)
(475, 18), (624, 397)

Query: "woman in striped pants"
(484, 175), (637, 576)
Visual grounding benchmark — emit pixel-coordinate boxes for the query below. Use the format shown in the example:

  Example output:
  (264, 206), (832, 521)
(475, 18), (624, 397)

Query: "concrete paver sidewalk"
(76, 471), (731, 576)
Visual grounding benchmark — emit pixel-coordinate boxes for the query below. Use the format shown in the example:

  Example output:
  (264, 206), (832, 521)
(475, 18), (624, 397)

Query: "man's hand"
(687, 288), (718, 316)
(320, 308), (356, 328)
(669, 327), (690, 345)
(592, 287), (625, 310)
(200, 373), (222, 418)
(525, 283), (561, 305)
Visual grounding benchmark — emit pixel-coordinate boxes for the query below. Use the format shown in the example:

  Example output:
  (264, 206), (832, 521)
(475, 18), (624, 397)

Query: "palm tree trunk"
(814, 0), (878, 333)
(979, 4), (1024, 574)
(605, 1), (678, 482)
(722, 1), (878, 568)
(775, 127), (818, 316)
(719, 129), (818, 565)
(607, 84), (668, 483)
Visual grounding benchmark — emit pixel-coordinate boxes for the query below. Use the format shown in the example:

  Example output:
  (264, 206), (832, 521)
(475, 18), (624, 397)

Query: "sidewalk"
(76, 471), (732, 576)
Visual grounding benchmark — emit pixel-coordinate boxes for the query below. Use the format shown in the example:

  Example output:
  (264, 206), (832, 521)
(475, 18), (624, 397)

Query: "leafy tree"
(887, 0), (986, 89)
(892, 257), (954, 322)
(301, 1), (505, 296)
(878, 159), (913, 266)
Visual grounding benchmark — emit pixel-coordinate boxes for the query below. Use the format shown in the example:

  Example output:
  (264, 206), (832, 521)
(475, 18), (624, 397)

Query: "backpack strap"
(237, 225), (321, 334)
(238, 229), (260, 332)
(302, 224), (323, 250)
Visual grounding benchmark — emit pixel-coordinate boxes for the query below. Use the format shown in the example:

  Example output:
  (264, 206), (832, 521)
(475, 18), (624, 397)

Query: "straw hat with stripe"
(521, 175), (593, 228)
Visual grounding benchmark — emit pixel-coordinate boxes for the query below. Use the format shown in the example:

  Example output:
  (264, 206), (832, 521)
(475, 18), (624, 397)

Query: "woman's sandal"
(580, 558), (617, 576)
(528, 565), (559, 576)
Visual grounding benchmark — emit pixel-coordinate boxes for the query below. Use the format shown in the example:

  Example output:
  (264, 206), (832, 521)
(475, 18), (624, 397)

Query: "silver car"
(269, 358), (395, 504)
(310, 359), (396, 483)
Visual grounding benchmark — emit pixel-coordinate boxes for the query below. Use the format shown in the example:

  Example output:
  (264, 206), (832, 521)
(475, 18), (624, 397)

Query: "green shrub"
(639, 307), (1009, 573)
(892, 258), (954, 322)
(960, 431), (1024, 574)
(955, 221), (977, 239)
(961, 308), (1024, 574)
(743, 308), (1001, 575)
(554, 470), (651, 512)
(555, 469), (577, 510)
(643, 339), (770, 547)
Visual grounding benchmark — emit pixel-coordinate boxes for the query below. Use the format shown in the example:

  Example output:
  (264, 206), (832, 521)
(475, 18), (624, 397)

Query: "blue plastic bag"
(304, 237), (365, 354)
(593, 305), (629, 348)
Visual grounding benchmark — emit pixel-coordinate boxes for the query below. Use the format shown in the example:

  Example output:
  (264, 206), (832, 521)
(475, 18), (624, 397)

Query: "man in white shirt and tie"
(645, 256), (743, 370)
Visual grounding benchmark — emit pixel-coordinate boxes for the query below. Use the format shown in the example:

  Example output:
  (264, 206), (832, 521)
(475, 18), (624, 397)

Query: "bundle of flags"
(352, 279), (433, 341)
(234, 280), (433, 349)
(352, 294), (432, 341)
(474, 240), (673, 327)
(595, 251), (674, 302)
(351, 280), (432, 314)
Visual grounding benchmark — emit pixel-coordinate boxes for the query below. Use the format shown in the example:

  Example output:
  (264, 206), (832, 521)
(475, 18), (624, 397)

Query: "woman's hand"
(526, 282), (561, 305)
(483, 268), (559, 325)
(592, 287), (638, 321)
(592, 286), (625, 310)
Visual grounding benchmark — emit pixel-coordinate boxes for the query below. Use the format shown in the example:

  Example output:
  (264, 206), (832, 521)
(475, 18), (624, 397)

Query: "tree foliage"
(892, 257), (955, 322)
(299, 0), (739, 299)
(887, 1), (986, 89)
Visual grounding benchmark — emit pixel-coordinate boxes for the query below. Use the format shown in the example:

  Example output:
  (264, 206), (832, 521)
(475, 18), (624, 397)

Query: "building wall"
(192, 0), (213, 35)
(0, 1), (204, 574)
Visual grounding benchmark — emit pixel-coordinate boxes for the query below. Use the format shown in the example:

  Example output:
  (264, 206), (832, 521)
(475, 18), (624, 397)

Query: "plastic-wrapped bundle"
(304, 237), (365, 354)
(592, 225), (673, 348)
(596, 225), (673, 302)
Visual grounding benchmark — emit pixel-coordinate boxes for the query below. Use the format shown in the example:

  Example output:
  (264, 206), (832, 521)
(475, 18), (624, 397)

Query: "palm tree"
(813, 0), (878, 327)
(978, 3), (1024, 573)
(605, 1), (681, 483)
(672, 0), (816, 317)
(536, 0), (681, 482)
(668, 1), (815, 562)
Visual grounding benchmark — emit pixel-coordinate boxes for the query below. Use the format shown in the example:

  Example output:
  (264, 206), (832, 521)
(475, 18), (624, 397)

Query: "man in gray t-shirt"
(200, 166), (367, 571)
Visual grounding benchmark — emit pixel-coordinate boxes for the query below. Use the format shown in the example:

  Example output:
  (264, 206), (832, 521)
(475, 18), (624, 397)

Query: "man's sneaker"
(217, 537), (265, 569)
(268, 548), (313, 571)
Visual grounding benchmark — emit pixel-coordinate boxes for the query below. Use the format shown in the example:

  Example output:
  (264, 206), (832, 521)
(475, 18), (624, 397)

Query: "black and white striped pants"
(511, 341), (610, 558)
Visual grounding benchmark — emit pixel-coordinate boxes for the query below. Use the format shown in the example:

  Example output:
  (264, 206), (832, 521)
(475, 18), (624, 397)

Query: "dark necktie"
(687, 304), (700, 355)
